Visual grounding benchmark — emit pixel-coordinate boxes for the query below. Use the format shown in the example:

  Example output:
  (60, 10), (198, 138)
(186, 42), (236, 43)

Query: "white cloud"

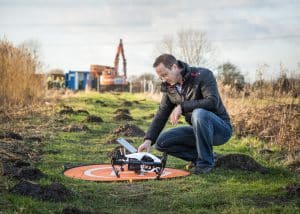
(0, 0), (299, 80)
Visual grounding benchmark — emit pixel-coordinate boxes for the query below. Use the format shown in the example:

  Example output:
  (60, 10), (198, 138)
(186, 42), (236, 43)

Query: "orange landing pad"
(64, 164), (190, 182)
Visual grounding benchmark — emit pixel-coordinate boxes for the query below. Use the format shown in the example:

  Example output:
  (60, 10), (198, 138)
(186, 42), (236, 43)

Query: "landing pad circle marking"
(64, 164), (190, 181)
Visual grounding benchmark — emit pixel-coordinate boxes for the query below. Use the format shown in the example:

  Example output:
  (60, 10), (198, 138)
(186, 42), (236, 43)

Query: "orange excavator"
(90, 39), (129, 91)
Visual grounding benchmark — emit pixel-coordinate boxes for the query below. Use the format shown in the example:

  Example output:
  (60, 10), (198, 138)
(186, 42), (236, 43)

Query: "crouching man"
(138, 54), (232, 174)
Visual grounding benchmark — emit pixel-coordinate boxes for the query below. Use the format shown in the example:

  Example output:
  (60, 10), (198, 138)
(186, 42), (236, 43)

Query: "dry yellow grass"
(0, 39), (45, 109)
(219, 83), (300, 155)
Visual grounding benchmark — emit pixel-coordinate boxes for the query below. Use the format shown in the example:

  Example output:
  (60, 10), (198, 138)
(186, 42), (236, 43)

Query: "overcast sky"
(1, 0), (300, 82)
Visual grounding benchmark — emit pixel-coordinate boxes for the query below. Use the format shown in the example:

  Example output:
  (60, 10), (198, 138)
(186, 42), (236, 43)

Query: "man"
(138, 54), (232, 174)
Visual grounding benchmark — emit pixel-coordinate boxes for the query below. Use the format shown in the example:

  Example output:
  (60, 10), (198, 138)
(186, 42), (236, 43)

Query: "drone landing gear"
(111, 150), (168, 180)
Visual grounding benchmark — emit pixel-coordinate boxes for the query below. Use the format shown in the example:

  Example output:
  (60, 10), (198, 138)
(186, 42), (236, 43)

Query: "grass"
(1, 92), (299, 214)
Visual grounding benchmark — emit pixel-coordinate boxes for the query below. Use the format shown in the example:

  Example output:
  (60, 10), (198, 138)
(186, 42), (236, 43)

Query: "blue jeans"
(155, 108), (232, 167)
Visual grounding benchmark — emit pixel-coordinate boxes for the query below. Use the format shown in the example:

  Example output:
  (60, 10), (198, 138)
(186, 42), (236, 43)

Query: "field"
(0, 92), (299, 214)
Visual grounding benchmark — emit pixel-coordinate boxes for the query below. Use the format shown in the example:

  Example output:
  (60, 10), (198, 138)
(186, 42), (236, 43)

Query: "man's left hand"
(170, 105), (182, 125)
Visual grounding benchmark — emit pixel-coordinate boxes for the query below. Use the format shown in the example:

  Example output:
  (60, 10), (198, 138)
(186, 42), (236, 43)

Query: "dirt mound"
(25, 136), (43, 142)
(10, 181), (72, 202)
(113, 108), (133, 121)
(63, 125), (90, 132)
(113, 113), (133, 121)
(112, 124), (145, 137)
(15, 167), (44, 180)
(285, 183), (300, 198)
(215, 154), (268, 173)
(232, 104), (300, 151)
(59, 106), (75, 114)
(0, 131), (23, 140)
(1, 161), (44, 180)
(287, 160), (300, 172)
(114, 108), (130, 115)
(85, 115), (103, 123)
(76, 109), (90, 115)
(95, 100), (108, 107)
(122, 101), (132, 107)
(14, 160), (31, 168)
(95, 100), (105, 104)
(59, 106), (90, 115)
(0, 140), (40, 162)
(62, 207), (98, 214)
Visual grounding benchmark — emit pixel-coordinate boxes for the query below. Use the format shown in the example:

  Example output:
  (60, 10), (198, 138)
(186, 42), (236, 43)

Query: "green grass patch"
(1, 92), (299, 213)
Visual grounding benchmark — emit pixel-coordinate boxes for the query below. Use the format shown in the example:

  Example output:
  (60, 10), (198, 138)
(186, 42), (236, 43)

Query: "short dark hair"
(153, 54), (177, 69)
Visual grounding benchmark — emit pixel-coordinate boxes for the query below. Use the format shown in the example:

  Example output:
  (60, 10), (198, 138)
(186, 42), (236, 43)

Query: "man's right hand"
(137, 139), (152, 152)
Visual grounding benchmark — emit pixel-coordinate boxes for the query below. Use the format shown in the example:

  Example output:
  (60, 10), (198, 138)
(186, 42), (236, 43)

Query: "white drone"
(111, 138), (167, 179)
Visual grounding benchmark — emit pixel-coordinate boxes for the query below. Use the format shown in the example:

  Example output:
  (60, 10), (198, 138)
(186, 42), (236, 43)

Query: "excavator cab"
(90, 39), (129, 92)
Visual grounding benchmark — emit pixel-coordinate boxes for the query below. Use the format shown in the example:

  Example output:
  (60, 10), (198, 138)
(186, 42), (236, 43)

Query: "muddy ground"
(0, 103), (74, 203)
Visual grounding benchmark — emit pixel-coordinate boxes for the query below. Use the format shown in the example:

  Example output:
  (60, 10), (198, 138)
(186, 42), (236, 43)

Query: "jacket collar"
(177, 60), (192, 82)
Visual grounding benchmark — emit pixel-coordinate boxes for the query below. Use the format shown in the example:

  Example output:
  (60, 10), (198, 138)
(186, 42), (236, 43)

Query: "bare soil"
(1, 161), (44, 180)
(113, 113), (133, 121)
(9, 180), (72, 202)
(76, 109), (90, 115)
(114, 108), (130, 115)
(215, 154), (268, 173)
(62, 207), (100, 214)
(85, 115), (103, 123)
(0, 131), (23, 140)
(111, 124), (145, 137)
(285, 183), (300, 198)
(59, 106), (75, 114)
(122, 101), (133, 107)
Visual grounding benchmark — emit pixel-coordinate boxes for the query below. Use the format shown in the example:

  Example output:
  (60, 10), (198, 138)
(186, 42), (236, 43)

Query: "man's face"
(155, 63), (179, 85)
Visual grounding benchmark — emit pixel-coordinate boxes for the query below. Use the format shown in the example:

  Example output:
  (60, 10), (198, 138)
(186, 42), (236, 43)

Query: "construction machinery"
(90, 39), (129, 92)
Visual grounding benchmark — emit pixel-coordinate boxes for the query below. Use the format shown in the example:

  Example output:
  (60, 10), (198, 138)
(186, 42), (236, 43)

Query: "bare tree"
(19, 39), (43, 72)
(154, 29), (217, 68)
(177, 29), (213, 66)
(161, 35), (175, 55)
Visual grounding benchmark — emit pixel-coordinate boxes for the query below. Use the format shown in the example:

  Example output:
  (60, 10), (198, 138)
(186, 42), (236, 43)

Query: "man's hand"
(170, 105), (182, 125)
(138, 139), (152, 152)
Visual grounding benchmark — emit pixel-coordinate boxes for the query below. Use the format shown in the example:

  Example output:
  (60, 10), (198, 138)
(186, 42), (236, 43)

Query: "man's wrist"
(144, 138), (153, 145)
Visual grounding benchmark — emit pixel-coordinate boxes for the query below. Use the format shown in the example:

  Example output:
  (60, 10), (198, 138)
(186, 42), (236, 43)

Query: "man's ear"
(173, 63), (179, 72)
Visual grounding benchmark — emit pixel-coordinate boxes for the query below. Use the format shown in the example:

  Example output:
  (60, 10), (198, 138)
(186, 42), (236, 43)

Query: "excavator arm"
(114, 39), (127, 78)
